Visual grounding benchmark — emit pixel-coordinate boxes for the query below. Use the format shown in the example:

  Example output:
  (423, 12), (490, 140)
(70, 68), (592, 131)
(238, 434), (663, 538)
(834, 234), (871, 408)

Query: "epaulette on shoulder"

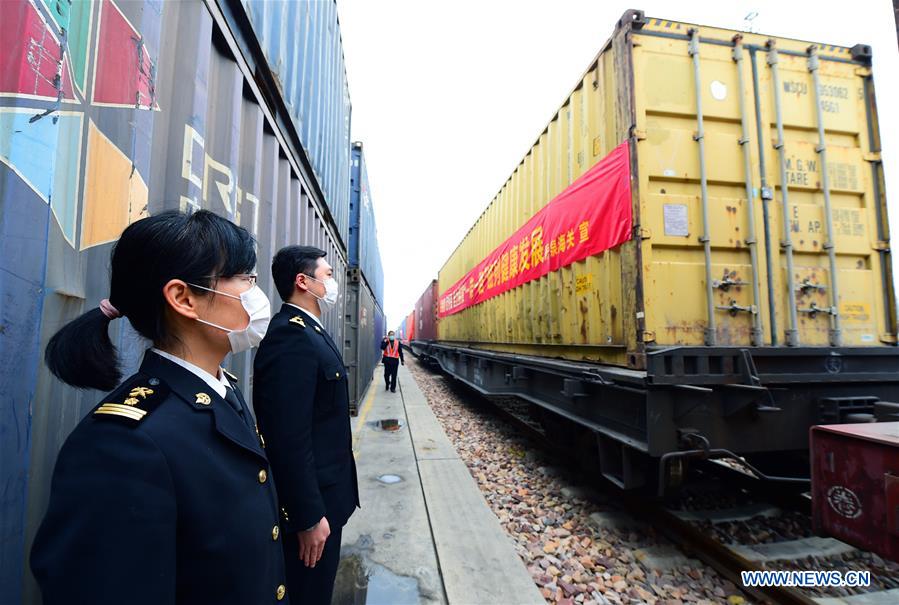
(222, 368), (239, 383)
(289, 315), (307, 328)
(93, 374), (169, 425)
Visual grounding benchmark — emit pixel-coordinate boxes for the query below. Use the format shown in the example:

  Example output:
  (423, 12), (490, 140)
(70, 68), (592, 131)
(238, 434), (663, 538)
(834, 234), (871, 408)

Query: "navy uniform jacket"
(31, 351), (289, 604)
(252, 304), (359, 534)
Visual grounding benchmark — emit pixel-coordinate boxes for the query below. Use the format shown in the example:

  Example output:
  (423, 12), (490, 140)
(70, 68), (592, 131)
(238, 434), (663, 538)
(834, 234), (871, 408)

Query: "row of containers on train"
(0, 1), (383, 601)
(393, 9), (899, 563)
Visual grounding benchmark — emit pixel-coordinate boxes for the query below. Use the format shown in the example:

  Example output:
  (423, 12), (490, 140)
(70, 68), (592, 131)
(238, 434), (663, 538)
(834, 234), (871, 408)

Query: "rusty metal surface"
(0, 1), (354, 601)
(813, 422), (899, 446)
(811, 423), (899, 562)
(437, 28), (633, 364)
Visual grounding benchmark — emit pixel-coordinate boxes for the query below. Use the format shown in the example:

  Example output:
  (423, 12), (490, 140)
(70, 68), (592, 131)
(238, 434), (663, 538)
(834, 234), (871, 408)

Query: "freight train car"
(416, 280), (440, 342)
(344, 272), (386, 414)
(404, 310), (417, 346)
(396, 312), (415, 345)
(349, 142), (385, 305)
(345, 142), (386, 412)
(0, 1), (361, 600)
(240, 0), (353, 247)
(410, 280), (439, 360)
(412, 10), (899, 492)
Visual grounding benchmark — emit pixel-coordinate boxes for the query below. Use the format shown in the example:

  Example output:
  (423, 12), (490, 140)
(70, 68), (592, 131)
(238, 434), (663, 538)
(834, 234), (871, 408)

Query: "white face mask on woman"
(306, 275), (339, 308)
(189, 283), (271, 353)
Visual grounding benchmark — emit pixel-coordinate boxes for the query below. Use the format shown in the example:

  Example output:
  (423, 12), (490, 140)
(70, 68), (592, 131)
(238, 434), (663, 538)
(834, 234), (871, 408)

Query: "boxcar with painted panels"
(0, 1), (353, 601)
(420, 11), (899, 491)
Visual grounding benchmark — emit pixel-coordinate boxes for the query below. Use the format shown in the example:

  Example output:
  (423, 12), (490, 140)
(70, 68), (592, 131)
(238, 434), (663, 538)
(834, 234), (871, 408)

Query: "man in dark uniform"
(31, 350), (288, 604)
(380, 330), (404, 392)
(253, 246), (360, 605)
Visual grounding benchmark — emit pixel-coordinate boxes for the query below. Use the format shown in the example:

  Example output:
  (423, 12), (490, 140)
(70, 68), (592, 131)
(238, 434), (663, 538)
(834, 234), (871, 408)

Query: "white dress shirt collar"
(150, 348), (230, 398)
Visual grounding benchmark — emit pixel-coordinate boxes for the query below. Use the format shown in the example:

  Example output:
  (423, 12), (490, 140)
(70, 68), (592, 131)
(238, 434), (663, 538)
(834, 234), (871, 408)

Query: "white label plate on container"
(663, 204), (689, 237)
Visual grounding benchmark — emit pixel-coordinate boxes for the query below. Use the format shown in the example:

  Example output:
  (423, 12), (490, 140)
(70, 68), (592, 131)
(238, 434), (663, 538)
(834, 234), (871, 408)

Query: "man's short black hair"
(272, 245), (326, 302)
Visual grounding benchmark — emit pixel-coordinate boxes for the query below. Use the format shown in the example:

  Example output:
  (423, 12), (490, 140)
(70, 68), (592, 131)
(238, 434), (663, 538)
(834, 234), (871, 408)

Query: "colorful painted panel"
(0, 0), (76, 101)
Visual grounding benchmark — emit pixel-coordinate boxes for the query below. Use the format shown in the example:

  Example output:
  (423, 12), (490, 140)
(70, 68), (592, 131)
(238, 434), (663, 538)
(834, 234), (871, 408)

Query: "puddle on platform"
(370, 418), (405, 432)
(332, 553), (421, 605)
(377, 474), (403, 485)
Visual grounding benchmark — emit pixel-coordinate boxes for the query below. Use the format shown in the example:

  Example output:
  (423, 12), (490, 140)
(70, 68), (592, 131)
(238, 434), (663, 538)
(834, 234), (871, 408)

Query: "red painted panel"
(414, 280), (439, 341)
(0, 0), (75, 100)
(93, 0), (155, 108)
(811, 423), (899, 562)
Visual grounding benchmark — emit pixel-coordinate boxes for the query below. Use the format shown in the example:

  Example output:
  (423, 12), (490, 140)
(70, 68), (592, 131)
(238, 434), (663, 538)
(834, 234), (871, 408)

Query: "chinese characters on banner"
(438, 142), (633, 318)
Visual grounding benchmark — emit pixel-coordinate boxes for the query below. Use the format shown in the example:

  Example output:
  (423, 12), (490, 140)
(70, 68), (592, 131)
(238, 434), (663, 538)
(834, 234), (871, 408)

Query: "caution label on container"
(840, 302), (871, 323)
(576, 274), (593, 295)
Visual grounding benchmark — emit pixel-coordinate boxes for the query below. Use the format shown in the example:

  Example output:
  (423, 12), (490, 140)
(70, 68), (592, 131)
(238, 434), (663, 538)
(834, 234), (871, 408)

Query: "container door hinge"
(854, 66), (872, 77)
(863, 151), (882, 163)
(630, 126), (647, 140)
(880, 333), (898, 345)
(873, 240), (891, 252)
(642, 330), (656, 343)
(638, 227), (652, 240)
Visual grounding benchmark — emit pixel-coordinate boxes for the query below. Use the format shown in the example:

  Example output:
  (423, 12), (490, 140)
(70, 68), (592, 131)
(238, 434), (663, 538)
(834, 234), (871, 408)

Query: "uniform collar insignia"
(93, 376), (168, 424)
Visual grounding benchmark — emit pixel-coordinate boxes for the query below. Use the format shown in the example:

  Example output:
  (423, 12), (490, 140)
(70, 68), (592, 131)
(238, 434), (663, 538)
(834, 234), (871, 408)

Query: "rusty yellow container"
(438, 10), (895, 369)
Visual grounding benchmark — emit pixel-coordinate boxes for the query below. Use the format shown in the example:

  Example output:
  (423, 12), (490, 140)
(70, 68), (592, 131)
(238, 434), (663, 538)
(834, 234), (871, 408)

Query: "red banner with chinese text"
(438, 142), (632, 318)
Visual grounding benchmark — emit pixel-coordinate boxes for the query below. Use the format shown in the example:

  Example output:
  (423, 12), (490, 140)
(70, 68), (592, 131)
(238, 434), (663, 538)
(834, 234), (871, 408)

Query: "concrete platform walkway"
(334, 363), (543, 605)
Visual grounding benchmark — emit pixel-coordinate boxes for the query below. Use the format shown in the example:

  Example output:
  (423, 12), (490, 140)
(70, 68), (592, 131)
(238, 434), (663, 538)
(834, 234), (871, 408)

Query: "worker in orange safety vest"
(380, 331), (404, 393)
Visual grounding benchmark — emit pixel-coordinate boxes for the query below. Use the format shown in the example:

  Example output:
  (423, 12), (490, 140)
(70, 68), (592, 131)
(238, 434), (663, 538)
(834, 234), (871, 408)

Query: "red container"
(414, 280), (439, 341)
(811, 422), (899, 562)
(403, 310), (416, 345)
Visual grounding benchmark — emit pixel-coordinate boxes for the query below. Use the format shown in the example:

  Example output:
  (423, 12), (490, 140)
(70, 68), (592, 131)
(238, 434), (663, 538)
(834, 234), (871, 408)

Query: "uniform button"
(336, 372), (340, 378)
(272, 525), (280, 540)
(276, 584), (286, 601)
(258, 469), (268, 484)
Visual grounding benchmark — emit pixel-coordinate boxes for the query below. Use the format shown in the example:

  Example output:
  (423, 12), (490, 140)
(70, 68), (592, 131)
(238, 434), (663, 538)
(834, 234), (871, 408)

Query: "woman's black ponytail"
(45, 308), (122, 391)
(43, 209), (256, 393)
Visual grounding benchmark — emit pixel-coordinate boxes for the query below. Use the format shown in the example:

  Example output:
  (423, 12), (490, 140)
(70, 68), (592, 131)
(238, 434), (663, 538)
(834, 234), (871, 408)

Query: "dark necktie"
(224, 387), (252, 427)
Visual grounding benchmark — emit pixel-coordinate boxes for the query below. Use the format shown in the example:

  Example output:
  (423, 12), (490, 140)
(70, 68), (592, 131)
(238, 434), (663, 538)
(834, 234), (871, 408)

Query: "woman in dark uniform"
(31, 210), (290, 604)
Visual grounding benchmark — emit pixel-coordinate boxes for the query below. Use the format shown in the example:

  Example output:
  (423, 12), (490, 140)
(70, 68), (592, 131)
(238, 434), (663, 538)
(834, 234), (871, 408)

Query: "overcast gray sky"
(337, 0), (899, 330)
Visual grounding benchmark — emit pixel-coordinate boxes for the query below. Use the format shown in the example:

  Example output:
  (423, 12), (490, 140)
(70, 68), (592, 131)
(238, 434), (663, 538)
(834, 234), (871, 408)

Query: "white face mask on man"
(305, 275), (339, 308)
(189, 283), (272, 353)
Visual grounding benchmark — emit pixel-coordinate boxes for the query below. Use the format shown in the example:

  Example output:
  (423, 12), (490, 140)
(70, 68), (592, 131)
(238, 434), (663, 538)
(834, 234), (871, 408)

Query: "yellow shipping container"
(438, 10), (895, 370)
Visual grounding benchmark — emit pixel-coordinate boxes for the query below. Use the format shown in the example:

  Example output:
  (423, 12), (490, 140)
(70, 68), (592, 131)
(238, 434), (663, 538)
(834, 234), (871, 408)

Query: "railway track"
(455, 374), (899, 605)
